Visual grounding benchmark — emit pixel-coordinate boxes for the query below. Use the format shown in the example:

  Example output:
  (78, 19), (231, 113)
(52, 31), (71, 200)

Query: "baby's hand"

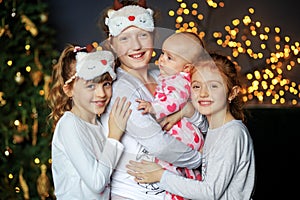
(136, 99), (154, 115)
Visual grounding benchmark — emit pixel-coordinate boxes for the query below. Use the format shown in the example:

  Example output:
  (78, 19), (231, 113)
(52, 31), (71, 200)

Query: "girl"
(100, 1), (202, 199)
(48, 44), (132, 199)
(126, 53), (256, 200)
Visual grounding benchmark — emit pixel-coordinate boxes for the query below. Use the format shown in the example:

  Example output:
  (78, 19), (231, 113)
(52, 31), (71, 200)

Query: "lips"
(198, 100), (212, 106)
(129, 52), (145, 59)
(94, 100), (106, 107)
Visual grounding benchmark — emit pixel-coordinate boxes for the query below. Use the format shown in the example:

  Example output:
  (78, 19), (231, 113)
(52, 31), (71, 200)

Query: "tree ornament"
(30, 70), (43, 86)
(0, 18), (12, 38)
(34, 49), (43, 69)
(13, 123), (29, 144)
(0, 91), (6, 106)
(40, 13), (48, 23)
(11, 7), (16, 17)
(19, 168), (30, 199)
(4, 146), (13, 157)
(43, 75), (52, 100)
(14, 72), (24, 84)
(31, 107), (38, 146)
(31, 49), (44, 86)
(13, 134), (25, 144)
(36, 164), (50, 200)
(21, 14), (38, 36)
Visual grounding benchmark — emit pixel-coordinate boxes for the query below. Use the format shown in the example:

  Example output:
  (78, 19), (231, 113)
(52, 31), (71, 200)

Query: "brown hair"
(48, 44), (77, 127)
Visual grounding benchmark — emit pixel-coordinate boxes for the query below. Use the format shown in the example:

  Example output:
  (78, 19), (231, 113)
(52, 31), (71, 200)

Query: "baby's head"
(158, 32), (205, 76)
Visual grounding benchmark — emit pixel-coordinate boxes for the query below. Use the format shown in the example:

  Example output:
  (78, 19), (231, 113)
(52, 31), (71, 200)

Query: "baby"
(137, 32), (208, 200)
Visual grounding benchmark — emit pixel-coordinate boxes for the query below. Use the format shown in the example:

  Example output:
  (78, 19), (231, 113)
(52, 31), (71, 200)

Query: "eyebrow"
(191, 80), (223, 84)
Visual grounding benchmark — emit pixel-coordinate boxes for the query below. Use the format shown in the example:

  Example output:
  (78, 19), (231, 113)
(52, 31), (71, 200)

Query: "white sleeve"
(158, 124), (255, 199)
(187, 110), (208, 133)
(58, 120), (124, 193)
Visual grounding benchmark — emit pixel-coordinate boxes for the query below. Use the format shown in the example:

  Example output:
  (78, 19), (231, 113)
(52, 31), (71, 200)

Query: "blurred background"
(0, 0), (299, 199)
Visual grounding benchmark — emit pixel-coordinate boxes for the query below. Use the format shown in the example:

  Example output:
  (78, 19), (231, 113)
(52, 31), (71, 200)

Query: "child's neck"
(208, 112), (234, 129)
(71, 107), (97, 125)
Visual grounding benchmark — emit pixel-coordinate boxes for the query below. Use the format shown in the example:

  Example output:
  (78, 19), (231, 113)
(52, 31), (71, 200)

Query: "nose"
(199, 84), (209, 97)
(95, 85), (106, 97)
(158, 53), (166, 64)
(131, 37), (142, 50)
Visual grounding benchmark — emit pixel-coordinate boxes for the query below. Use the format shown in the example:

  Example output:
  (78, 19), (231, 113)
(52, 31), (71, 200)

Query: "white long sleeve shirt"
(159, 119), (256, 200)
(100, 67), (202, 200)
(51, 111), (124, 200)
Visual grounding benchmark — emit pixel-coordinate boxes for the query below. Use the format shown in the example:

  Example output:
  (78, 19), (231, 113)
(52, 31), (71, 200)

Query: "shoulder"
(224, 120), (249, 135)
(54, 112), (79, 137)
(222, 120), (253, 147)
(56, 112), (76, 127)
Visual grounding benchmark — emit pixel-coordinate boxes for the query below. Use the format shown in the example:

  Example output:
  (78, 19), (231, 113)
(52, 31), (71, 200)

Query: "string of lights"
(168, 0), (300, 106)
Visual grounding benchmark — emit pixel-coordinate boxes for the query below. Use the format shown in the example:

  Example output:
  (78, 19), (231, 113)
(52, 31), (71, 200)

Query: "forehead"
(192, 65), (223, 83)
(118, 26), (150, 35)
(162, 34), (202, 62)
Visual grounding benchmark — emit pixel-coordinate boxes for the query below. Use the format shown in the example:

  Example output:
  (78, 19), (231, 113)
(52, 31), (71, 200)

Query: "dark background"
(47, 0), (300, 199)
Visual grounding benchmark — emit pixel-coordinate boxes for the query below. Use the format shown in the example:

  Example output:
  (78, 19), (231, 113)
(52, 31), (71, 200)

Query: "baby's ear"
(183, 64), (194, 73)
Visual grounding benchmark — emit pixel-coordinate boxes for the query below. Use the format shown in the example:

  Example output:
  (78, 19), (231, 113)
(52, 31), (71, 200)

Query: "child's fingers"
(116, 97), (131, 117)
(122, 101), (132, 120)
(111, 96), (120, 114)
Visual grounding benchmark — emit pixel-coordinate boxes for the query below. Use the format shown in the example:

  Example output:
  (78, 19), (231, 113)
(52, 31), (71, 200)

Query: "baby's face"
(158, 33), (203, 76)
(158, 46), (189, 76)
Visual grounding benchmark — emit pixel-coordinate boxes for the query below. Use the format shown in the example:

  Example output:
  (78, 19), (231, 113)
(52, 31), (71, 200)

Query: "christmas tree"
(0, 0), (59, 199)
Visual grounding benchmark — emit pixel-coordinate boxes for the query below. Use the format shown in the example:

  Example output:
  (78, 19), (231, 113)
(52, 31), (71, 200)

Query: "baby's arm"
(146, 74), (191, 120)
(160, 101), (195, 131)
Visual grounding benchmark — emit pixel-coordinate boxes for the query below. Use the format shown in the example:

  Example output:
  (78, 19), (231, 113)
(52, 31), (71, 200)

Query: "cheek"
(143, 39), (154, 49)
(112, 42), (128, 56)
(105, 88), (112, 99)
(191, 91), (198, 103)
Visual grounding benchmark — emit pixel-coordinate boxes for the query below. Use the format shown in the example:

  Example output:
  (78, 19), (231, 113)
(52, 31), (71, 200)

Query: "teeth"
(200, 101), (211, 105)
(131, 53), (142, 58)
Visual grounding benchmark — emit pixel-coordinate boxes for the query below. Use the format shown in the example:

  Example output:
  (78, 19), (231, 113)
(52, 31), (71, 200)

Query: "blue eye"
(119, 36), (128, 41)
(87, 84), (96, 89)
(210, 83), (219, 89)
(139, 32), (149, 39)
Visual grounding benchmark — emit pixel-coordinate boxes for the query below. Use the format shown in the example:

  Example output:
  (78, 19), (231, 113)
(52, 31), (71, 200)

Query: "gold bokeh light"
(169, 0), (299, 106)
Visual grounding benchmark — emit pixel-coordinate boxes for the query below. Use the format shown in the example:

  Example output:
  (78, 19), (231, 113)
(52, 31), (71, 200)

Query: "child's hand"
(136, 99), (154, 115)
(159, 102), (195, 131)
(108, 97), (132, 141)
(159, 111), (181, 131)
(126, 160), (164, 184)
